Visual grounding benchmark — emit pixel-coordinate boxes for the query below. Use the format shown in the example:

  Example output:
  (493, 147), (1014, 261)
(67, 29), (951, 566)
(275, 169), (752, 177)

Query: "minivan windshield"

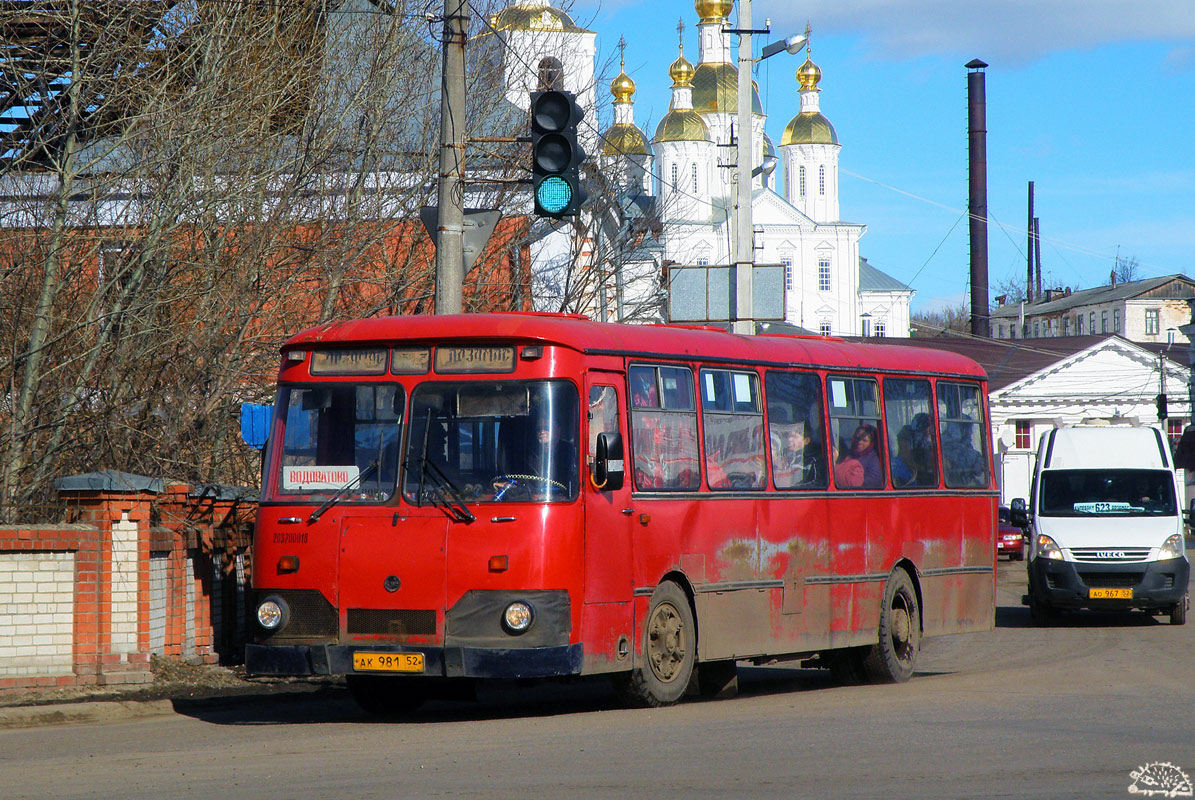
(1039, 469), (1176, 517)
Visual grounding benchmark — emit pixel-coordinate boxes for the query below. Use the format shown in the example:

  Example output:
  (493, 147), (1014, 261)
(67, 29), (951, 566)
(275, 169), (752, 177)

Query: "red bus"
(246, 313), (996, 712)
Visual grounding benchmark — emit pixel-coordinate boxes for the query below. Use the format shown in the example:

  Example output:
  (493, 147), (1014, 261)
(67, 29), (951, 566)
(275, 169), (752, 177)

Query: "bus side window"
(765, 370), (827, 490)
(827, 376), (885, 490)
(938, 382), (989, 489)
(882, 378), (938, 489)
(628, 365), (699, 491)
(700, 369), (765, 490)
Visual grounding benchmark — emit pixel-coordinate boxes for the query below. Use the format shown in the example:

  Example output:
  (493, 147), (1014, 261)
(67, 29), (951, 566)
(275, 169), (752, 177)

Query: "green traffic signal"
(530, 89), (586, 218)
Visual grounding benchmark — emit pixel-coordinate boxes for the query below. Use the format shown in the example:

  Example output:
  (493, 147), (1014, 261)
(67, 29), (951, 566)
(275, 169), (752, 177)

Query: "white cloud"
(755, 0), (1195, 65)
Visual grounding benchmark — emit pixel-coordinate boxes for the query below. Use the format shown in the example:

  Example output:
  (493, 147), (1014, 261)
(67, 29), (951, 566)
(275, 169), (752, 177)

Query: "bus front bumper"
(1026, 556), (1189, 611)
(245, 642), (584, 680)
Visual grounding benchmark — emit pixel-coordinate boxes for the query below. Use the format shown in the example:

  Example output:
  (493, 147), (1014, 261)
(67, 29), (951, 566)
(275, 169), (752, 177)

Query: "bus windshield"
(1039, 469), (1176, 517)
(268, 384), (403, 503)
(404, 380), (579, 504)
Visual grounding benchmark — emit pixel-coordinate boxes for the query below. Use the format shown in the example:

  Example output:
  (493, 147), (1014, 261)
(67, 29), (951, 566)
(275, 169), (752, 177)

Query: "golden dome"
(669, 53), (695, 87)
(690, 62), (763, 114)
(490, 3), (588, 32)
(695, 0), (734, 22)
(611, 69), (636, 103)
(781, 111), (838, 146)
(602, 123), (652, 156)
(655, 108), (710, 143)
(796, 56), (822, 90)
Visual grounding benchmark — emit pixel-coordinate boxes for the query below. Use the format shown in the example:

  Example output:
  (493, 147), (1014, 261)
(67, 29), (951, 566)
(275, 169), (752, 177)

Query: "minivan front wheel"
(1170, 596), (1188, 626)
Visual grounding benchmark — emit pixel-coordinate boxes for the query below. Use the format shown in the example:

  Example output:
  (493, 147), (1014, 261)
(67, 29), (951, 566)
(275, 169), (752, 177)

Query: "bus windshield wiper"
(308, 461), (378, 523)
(409, 456), (475, 523)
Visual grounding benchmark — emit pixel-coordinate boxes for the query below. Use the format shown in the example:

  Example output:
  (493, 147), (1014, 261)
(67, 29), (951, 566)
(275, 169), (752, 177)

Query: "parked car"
(998, 506), (1025, 561)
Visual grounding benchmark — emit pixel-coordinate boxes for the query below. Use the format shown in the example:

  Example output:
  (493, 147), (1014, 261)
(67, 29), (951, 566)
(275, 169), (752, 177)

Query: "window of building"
(1168, 419), (1183, 448)
(1101, 310), (1108, 333)
(700, 369), (765, 490)
(691, 162), (698, 194)
(628, 364), (699, 490)
(799, 166), (806, 197)
(1090, 311), (1096, 333)
(1009, 326), (1016, 339)
(1033, 322), (1040, 337)
(1077, 314), (1084, 334)
(875, 322), (886, 338)
(818, 165), (825, 195)
(1146, 308), (1160, 335)
(861, 317), (871, 337)
(781, 255), (793, 291)
(1063, 317), (1070, 336)
(1113, 309), (1121, 332)
(670, 163), (678, 192)
(817, 257), (831, 291)
(1015, 420), (1031, 449)
(819, 320), (831, 337)
(694, 256), (709, 266)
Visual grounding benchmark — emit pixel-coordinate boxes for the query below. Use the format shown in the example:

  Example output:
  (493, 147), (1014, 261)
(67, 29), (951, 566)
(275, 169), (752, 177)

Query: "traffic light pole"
(435, 0), (469, 315)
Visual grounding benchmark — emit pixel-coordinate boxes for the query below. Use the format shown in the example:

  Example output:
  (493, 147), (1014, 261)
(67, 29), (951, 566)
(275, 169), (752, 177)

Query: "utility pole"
(435, 0), (469, 315)
(730, 0), (757, 335)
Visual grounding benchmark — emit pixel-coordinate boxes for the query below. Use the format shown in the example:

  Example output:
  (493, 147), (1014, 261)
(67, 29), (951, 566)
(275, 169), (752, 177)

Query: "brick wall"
(0, 478), (254, 694)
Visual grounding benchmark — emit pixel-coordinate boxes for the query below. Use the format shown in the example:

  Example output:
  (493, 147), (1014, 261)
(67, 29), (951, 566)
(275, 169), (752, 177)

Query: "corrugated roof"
(990, 274), (1195, 319)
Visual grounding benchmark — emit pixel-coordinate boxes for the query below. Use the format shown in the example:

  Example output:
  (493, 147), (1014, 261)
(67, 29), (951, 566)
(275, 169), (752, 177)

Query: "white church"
(489, 0), (913, 336)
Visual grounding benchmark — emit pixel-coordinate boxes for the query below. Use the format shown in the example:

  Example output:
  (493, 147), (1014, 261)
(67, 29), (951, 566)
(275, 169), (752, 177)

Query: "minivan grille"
(347, 609), (437, 637)
(1070, 547), (1151, 563)
(1078, 572), (1140, 589)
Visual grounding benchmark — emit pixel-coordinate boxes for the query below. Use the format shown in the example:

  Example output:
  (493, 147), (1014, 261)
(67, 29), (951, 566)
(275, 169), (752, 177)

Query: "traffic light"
(1157, 393), (1168, 421)
(530, 90), (587, 218)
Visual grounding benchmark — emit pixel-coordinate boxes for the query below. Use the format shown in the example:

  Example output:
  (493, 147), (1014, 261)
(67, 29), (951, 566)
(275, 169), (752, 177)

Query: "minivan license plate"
(352, 652), (424, 672)
(1088, 588), (1132, 599)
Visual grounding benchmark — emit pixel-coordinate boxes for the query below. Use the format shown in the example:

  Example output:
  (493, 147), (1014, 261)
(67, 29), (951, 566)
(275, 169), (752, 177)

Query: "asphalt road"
(2, 559), (1192, 800)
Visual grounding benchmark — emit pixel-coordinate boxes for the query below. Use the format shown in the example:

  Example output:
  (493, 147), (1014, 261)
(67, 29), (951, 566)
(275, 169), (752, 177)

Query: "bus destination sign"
(310, 348), (388, 375)
(435, 346), (515, 373)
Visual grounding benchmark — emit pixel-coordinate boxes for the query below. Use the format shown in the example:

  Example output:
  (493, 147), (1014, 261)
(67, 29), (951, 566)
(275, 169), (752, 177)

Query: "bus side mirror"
(593, 432), (624, 491)
(1009, 497), (1029, 528)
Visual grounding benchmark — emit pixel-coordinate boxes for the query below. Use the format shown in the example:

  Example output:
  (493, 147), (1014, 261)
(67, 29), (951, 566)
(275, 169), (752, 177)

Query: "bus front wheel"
(862, 568), (920, 683)
(614, 581), (695, 707)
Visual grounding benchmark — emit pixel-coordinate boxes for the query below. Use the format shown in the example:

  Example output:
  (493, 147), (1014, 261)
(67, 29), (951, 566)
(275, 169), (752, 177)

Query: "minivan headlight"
(1036, 533), (1064, 560)
(1159, 533), (1185, 560)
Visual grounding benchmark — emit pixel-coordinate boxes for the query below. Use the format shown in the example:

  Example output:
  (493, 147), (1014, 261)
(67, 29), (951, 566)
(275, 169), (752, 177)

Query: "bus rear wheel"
(614, 581), (695, 707)
(346, 675), (426, 717)
(862, 568), (920, 683)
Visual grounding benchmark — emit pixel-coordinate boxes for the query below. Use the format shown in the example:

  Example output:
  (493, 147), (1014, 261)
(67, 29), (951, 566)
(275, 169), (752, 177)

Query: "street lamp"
(728, 7), (808, 333)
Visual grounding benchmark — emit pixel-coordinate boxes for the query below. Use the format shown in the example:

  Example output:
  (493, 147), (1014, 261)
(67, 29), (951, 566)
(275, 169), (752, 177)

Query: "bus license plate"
(352, 652), (424, 672)
(1088, 588), (1132, 599)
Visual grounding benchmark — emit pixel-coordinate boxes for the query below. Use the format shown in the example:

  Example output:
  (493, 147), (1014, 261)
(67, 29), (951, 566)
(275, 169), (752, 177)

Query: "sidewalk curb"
(0, 698), (176, 729)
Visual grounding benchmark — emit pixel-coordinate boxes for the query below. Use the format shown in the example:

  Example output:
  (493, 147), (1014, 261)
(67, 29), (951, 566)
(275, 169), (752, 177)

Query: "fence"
(0, 472), (254, 694)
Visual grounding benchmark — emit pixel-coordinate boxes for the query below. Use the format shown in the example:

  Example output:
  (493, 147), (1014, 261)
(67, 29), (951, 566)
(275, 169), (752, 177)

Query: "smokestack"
(1026, 181), (1034, 303)
(967, 59), (990, 337)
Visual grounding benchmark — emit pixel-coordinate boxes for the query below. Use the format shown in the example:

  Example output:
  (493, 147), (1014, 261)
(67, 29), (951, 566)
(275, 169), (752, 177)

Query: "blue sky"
(570, 0), (1195, 312)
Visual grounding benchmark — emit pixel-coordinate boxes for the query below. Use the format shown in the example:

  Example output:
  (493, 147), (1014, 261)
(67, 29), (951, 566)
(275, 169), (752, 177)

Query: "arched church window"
(799, 166), (806, 197)
(670, 163), (679, 193)
(537, 57), (563, 91)
(818, 165), (825, 195)
(691, 163), (698, 193)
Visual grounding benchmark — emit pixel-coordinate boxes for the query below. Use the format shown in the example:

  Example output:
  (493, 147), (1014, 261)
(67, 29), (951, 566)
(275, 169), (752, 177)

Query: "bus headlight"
(502, 601), (534, 634)
(1159, 533), (1186, 560)
(257, 596), (289, 631)
(1036, 533), (1064, 560)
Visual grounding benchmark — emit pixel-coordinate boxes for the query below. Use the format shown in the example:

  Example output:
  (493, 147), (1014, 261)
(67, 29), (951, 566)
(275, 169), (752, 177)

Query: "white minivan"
(1012, 426), (1189, 625)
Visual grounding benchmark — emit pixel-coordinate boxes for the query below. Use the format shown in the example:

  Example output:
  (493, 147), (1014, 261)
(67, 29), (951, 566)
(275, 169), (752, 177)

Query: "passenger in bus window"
(833, 438), (864, 488)
(631, 368), (658, 407)
(850, 424), (883, 488)
(527, 418), (577, 493)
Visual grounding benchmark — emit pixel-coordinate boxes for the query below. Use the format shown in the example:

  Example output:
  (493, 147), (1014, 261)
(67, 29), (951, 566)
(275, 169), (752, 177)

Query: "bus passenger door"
(581, 374), (635, 673)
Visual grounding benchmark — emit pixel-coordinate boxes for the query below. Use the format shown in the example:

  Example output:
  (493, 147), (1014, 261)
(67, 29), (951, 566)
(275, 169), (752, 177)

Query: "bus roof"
(284, 313), (987, 380)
